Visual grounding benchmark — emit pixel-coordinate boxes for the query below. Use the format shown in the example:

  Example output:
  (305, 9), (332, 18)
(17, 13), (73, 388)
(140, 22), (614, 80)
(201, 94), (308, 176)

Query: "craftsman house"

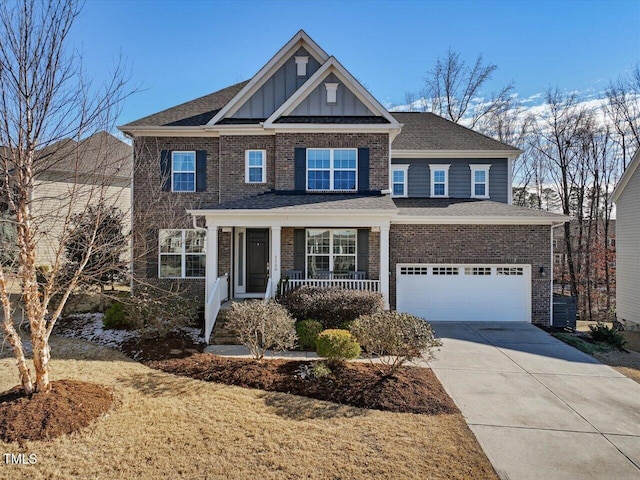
(119, 30), (567, 342)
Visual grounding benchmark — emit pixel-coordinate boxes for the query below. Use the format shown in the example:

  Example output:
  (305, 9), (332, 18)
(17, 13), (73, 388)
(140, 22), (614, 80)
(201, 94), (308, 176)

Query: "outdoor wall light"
(539, 266), (546, 277)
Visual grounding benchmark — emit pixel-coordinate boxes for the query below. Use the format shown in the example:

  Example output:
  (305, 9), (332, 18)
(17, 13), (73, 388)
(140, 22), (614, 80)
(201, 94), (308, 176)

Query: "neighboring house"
(611, 149), (640, 330)
(2, 131), (132, 267)
(119, 30), (567, 342)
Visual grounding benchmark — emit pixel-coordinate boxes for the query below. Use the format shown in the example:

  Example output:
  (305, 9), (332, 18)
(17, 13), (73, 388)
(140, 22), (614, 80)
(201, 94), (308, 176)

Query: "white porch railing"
(283, 279), (381, 292)
(204, 274), (229, 343)
(264, 277), (273, 302)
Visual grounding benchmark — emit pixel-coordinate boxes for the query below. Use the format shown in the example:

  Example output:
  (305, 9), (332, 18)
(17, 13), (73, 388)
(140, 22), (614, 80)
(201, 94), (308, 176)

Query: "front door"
(246, 229), (269, 293)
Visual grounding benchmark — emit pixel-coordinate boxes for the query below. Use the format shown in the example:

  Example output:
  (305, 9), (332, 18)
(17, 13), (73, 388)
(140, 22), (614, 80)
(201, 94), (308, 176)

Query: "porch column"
(206, 221), (218, 303)
(379, 225), (390, 309)
(270, 226), (282, 298)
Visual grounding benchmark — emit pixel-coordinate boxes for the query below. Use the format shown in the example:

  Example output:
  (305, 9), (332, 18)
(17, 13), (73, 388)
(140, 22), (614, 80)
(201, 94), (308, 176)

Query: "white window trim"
(307, 148), (358, 192)
(171, 151), (196, 192)
(470, 164), (491, 199)
(391, 165), (409, 198)
(158, 229), (206, 279)
(305, 229), (357, 277)
(245, 149), (267, 184)
(429, 164), (450, 198)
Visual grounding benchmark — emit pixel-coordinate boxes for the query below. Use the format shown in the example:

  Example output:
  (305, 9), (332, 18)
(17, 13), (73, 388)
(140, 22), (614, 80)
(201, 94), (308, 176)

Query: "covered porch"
(189, 196), (395, 342)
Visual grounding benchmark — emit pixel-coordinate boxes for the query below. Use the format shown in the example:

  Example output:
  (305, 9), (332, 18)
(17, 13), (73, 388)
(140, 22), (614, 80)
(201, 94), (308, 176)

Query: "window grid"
(172, 151), (196, 192)
(496, 267), (524, 276)
(432, 267), (459, 275)
(429, 164), (450, 197)
(465, 267), (492, 276)
(306, 229), (357, 278)
(400, 266), (429, 275)
(159, 229), (206, 278)
(307, 149), (357, 191)
(245, 150), (266, 184)
(470, 165), (491, 199)
(392, 166), (408, 197)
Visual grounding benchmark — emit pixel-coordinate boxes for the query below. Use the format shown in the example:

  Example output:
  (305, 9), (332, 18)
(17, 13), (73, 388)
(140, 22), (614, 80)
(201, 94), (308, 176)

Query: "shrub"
(589, 323), (627, 350)
(311, 361), (332, 379)
(350, 311), (442, 374)
(124, 287), (199, 339)
(296, 319), (324, 350)
(316, 329), (361, 365)
(227, 300), (297, 360)
(280, 286), (384, 329)
(102, 301), (135, 330)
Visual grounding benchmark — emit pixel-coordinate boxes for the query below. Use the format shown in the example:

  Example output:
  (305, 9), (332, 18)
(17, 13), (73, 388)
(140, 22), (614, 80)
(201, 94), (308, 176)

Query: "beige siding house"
(31, 131), (132, 266)
(612, 149), (640, 330)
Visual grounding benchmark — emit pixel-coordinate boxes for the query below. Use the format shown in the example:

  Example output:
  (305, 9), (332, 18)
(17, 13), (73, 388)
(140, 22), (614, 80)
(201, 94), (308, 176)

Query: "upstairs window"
(470, 165), (491, 199)
(159, 229), (205, 278)
(392, 165), (409, 197)
(245, 150), (266, 184)
(307, 148), (357, 191)
(172, 152), (196, 192)
(429, 164), (450, 197)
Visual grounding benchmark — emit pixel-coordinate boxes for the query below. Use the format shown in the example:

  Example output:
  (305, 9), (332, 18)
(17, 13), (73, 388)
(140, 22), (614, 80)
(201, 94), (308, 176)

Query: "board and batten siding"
(391, 158), (509, 203)
(232, 47), (321, 119)
(289, 73), (374, 117)
(616, 167), (640, 328)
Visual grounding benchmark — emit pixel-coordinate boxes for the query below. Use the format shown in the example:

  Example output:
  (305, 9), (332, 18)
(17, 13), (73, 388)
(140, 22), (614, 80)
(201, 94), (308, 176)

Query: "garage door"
(396, 264), (531, 322)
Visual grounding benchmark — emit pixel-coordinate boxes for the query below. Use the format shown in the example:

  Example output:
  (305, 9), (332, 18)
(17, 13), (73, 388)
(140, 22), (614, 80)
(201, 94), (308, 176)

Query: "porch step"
(210, 310), (242, 345)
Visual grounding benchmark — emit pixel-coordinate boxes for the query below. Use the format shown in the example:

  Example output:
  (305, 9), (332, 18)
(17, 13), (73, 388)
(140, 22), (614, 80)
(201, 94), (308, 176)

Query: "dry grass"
(0, 336), (497, 480)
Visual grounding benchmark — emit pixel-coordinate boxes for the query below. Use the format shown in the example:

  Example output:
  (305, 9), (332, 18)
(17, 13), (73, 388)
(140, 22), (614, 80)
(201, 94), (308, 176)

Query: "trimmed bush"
(589, 323), (626, 350)
(280, 286), (384, 329)
(316, 329), (361, 365)
(351, 311), (442, 374)
(227, 300), (297, 360)
(102, 301), (134, 330)
(296, 319), (324, 350)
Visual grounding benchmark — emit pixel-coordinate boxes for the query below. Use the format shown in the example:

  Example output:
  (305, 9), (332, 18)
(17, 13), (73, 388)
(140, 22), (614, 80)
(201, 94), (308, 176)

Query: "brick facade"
(274, 132), (389, 190)
(389, 224), (552, 325)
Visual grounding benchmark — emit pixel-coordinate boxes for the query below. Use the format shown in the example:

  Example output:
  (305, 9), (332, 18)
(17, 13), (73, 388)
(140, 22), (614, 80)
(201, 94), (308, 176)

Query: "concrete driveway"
(425, 322), (640, 480)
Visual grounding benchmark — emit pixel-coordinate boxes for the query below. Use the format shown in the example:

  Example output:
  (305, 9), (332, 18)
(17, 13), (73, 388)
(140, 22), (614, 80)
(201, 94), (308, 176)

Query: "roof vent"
(325, 83), (339, 104)
(294, 56), (309, 76)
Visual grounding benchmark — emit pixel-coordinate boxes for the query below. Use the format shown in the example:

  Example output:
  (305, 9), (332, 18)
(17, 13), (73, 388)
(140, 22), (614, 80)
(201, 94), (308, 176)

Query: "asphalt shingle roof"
(390, 112), (519, 152)
(393, 198), (566, 218)
(123, 81), (248, 127)
(204, 192), (397, 211)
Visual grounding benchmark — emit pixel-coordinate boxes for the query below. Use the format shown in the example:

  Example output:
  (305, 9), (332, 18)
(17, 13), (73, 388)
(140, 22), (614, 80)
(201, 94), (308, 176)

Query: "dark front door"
(246, 229), (269, 293)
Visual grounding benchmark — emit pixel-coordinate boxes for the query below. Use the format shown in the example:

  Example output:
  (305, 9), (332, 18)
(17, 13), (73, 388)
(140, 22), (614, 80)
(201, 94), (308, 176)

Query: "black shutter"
(146, 228), (159, 278)
(294, 229), (306, 272)
(160, 150), (171, 192)
(357, 147), (369, 192)
(195, 150), (207, 192)
(294, 147), (306, 191)
(357, 229), (369, 276)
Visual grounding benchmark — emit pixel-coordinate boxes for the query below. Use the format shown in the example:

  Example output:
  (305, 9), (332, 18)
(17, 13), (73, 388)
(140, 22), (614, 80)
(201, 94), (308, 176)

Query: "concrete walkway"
(426, 322), (640, 480)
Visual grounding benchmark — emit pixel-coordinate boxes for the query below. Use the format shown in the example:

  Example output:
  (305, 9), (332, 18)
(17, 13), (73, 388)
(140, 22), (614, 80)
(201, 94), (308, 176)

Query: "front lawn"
(0, 336), (497, 480)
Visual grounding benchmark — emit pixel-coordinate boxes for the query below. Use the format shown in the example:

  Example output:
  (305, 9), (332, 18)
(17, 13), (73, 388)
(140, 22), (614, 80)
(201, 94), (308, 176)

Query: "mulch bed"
(0, 380), (113, 444)
(121, 329), (206, 362)
(149, 354), (459, 415)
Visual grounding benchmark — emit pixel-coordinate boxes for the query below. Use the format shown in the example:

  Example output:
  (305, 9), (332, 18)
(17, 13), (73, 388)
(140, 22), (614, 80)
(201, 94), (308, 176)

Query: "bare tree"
(423, 48), (514, 128)
(0, 0), (130, 394)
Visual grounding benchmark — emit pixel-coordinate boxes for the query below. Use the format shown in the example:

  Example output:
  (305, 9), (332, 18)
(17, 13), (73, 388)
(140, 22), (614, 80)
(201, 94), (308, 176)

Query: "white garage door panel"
(397, 264), (531, 322)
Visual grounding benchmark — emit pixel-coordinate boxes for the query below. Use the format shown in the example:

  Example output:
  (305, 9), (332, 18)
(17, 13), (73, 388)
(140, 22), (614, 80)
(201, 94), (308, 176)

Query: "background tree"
(0, 0), (130, 394)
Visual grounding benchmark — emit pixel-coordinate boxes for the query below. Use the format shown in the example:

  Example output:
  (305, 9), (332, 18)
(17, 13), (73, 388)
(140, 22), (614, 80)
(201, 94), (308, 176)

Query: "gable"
(288, 73), (375, 117)
(231, 47), (321, 119)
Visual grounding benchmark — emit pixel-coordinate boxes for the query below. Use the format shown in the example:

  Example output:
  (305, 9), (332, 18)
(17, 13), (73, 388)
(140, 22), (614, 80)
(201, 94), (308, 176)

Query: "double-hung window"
(429, 164), (450, 197)
(159, 229), (205, 278)
(470, 165), (491, 199)
(172, 151), (196, 192)
(306, 229), (356, 277)
(245, 150), (266, 184)
(391, 165), (409, 197)
(307, 148), (357, 191)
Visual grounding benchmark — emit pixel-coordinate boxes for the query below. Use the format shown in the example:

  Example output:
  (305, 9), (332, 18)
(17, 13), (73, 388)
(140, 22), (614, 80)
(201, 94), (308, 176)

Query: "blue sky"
(69, 0), (640, 125)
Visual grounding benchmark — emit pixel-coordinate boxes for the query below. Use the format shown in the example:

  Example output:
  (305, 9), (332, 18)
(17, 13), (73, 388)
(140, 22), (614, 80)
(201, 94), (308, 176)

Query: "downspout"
(550, 221), (567, 326)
